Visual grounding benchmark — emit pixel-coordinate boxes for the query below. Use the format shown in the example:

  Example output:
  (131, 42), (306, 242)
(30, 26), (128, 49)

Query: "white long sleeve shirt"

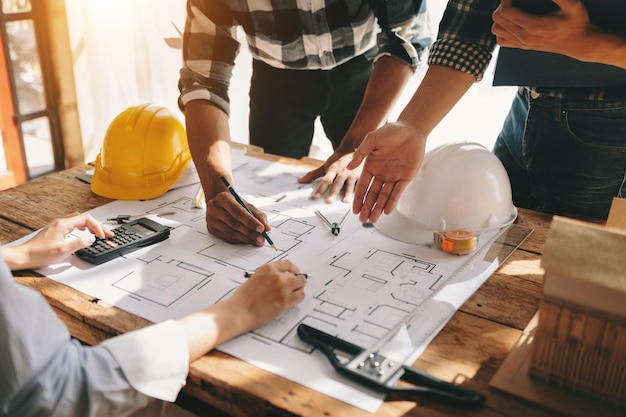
(0, 254), (189, 417)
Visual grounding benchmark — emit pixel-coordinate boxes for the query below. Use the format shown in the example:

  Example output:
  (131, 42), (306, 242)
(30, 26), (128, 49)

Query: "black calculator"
(75, 217), (170, 265)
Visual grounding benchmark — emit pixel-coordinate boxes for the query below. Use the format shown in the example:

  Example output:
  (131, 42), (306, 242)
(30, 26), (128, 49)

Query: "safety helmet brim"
(373, 141), (518, 245)
(90, 104), (191, 200)
(375, 204), (517, 245)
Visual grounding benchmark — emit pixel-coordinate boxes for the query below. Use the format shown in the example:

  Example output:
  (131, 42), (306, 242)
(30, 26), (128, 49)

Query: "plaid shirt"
(428, 0), (498, 83)
(429, 0), (621, 100)
(179, 0), (431, 114)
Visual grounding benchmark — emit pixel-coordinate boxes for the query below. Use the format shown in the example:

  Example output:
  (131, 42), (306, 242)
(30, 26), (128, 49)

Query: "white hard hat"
(375, 141), (517, 244)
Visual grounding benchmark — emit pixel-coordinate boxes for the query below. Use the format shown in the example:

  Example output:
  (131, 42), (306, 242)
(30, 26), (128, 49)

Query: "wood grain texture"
(0, 165), (112, 229)
(6, 147), (592, 417)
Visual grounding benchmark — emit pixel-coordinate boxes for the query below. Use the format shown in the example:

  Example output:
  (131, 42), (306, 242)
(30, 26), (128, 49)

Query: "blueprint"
(36, 149), (503, 412)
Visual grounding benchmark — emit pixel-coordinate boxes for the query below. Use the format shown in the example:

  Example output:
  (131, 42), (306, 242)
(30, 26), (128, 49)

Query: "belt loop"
(554, 97), (562, 122)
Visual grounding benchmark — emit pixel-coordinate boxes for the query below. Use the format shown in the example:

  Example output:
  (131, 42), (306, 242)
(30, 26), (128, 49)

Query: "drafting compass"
(315, 209), (350, 236)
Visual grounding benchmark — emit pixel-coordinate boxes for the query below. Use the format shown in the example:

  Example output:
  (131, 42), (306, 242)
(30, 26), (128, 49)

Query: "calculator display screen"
(133, 223), (155, 236)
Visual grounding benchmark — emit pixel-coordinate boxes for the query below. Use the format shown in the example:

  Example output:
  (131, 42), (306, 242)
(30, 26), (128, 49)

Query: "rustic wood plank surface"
(0, 164), (112, 229)
(3, 146), (590, 417)
(0, 218), (33, 243)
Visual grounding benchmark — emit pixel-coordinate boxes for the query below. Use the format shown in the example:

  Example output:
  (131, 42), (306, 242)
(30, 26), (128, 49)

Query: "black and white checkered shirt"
(179, 0), (432, 114)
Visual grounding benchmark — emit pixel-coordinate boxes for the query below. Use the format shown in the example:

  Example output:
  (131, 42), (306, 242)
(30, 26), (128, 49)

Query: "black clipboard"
(493, 0), (626, 88)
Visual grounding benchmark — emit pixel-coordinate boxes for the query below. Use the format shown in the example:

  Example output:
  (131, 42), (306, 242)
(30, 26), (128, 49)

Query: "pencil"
(193, 184), (206, 209)
(244, 270), (308, 279)
(221, 176), (277, 250)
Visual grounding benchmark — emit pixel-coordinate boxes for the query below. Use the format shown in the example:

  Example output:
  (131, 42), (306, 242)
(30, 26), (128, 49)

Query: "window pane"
(6, 19), (45, 115)
(2, 0), (31, 14)
(22, 116), (54, 178)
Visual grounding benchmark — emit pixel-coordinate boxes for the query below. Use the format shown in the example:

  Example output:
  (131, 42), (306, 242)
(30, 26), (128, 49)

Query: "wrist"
(210, 298), (250, 344)
(202, 176), (230, 201)
(1, 245), (31, 271)
(393, 117), (431, 141)
(337, 132), (364, 153)
(554, 23), (626, 69)
(179, 299), (248, 361)
(583, 30), (626, 68)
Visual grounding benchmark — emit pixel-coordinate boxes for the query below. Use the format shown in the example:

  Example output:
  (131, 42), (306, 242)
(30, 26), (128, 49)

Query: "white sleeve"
(101, 320), (190, 402)
(0, 253), (189, 416)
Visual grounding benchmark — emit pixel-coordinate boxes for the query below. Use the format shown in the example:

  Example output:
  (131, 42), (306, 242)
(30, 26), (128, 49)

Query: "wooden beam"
(40, 0), (83, 167)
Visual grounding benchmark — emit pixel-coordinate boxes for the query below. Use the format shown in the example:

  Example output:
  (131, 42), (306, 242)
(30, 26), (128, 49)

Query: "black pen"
(244, 270), (308, 279)
(221, 176), (277, 250)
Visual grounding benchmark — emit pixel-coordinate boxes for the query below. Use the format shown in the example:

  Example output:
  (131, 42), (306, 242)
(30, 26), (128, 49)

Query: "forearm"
(1, 246), (30, 270)
(184, 100), (233, 200)
(178, 299), (245, 362)
(398, 65), (475, 139)
(178, 261), (306, 362)
(341, 56), (415, 149)
(576, 29), (626, 69)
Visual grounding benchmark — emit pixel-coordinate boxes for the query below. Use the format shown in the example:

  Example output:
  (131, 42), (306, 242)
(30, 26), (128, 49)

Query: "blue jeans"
(248, 49), (375, 159)
(493, 88), (626, 220)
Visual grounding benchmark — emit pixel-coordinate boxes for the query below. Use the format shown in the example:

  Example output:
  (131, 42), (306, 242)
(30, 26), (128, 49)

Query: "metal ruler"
(343, 223), (534, 386)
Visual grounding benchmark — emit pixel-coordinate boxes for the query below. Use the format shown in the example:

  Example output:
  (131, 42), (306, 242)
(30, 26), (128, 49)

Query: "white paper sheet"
(33, 152), (503, 413)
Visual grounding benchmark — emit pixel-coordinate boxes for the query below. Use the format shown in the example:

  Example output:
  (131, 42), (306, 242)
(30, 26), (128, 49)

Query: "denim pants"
(493, 88), (626, 220)
(248, 50), (374, 159)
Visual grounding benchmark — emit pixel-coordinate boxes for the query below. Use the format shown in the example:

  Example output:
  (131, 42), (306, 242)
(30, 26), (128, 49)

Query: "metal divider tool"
(298, 223), (534, 405)
(315, 209), (351, 236)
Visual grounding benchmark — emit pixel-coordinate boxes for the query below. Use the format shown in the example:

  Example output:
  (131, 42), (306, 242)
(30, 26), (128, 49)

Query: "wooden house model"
(529, 214), (626, 408)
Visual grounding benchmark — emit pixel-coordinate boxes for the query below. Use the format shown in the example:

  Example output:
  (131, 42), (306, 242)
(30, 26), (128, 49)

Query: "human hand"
(205, 190), (272, 246)
(228, 260), (306, 333)
(2, 212), (113, 270)
(347, 121), (426, 223)
(493, 0), (594, 61)
(298, 152), (362, 203)
(178, 259), (306, 361)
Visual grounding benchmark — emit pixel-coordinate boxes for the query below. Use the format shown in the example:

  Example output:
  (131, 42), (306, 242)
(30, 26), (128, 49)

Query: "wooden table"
(0, 147), (570, 417)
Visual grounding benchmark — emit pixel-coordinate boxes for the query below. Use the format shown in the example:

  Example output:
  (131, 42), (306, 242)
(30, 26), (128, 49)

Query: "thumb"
(346, 138), (375, 170)
(71, 234), (97, 252)
(298, 166), (324, 184)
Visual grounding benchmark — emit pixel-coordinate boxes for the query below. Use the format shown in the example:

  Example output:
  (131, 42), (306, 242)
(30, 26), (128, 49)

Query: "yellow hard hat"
(91, 104), (191, 200)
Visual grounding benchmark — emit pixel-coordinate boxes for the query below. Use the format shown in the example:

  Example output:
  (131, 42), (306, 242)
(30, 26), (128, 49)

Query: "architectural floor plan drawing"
(195, 211), (315, 271)
(112, 255), (215, 308)
(36, 152), (505, 412)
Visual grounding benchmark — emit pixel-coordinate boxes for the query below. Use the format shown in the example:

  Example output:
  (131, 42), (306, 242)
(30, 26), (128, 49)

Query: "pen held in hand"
(220, 176), (277, 250)
(244, 270), (308, 279)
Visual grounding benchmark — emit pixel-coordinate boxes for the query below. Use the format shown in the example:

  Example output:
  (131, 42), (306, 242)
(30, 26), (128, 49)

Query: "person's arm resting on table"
(0, 213), (306, 416)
